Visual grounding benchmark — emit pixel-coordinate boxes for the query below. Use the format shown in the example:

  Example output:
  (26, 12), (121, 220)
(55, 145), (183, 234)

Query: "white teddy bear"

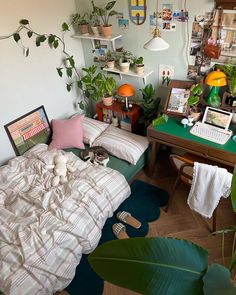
(46, 154), (76, 187)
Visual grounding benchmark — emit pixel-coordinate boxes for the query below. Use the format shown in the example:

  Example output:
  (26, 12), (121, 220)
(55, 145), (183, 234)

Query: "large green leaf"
(88, 237), (208, 295)
(203, 263), (236, 295)
(231, 166), (236, 213)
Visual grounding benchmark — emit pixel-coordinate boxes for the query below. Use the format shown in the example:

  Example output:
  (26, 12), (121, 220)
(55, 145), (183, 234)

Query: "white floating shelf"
(72, 34), (122, 51)
(103, 67), (154, 84)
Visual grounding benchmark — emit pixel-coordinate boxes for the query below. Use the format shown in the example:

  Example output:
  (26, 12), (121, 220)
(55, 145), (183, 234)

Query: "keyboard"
(190, 122), (232, 145)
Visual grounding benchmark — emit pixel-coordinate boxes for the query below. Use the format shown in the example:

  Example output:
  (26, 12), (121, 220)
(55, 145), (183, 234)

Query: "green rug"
(65, 180), (169, 295)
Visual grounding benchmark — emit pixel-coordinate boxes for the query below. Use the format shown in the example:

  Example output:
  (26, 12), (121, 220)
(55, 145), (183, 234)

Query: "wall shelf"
(72, 34), (122, 51)
(103, 66), (154, 84)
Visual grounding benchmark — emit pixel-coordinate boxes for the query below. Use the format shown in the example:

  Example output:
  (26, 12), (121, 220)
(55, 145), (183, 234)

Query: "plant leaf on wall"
(203, 263), (236, 295)
(88, 237), (208, 295)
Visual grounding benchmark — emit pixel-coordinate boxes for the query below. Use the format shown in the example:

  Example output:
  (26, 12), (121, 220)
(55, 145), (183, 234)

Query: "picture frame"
(4, 105), (51, 156)
(164, 80), (195, 117)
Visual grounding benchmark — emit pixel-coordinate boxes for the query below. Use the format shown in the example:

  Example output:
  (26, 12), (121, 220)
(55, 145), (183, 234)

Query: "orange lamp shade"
(205, 69), (227, 87)
(117, 83), (135, 97)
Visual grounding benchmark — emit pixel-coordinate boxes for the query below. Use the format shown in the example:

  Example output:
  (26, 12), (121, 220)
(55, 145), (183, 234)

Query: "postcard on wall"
(118, 19), (129, 29)
(187, 65), (199, 80)
(162, 4), (173, 21)
(4, 105), (51, 156)
(163, 22), (176, 31)
(173, 10), (189, 22)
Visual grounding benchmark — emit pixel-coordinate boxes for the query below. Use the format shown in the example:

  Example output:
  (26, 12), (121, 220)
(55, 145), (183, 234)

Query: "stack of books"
(120, 116), (131, 132)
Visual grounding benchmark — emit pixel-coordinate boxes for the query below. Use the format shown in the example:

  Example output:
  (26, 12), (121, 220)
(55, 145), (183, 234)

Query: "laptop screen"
(202, 107), (233, 130)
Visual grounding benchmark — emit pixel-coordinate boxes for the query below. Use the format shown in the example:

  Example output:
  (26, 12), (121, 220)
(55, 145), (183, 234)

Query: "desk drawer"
(207, 149), (236, 167)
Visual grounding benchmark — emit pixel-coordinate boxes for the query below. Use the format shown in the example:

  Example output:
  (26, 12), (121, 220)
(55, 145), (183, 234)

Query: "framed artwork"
(164, 80), (195, 117)
(4, 105), (51, 156)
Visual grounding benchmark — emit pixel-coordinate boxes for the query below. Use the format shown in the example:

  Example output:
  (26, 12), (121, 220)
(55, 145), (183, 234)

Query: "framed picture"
(164, 80), (195, 117)
(4, 105), (51, 156)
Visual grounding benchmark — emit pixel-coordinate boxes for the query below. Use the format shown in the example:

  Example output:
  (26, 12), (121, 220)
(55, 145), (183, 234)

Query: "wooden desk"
(147, 117), (236, 174)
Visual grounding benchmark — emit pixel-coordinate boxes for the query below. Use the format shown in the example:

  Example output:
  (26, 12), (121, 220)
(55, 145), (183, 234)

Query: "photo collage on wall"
(187, 12), (213, 80)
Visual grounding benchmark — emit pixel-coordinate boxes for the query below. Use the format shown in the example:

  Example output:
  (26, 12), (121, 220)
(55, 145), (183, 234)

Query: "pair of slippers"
(112, 211), (141, 239)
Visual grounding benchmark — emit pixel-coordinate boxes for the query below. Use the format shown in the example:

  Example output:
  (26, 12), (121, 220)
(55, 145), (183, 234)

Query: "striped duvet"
(0, 144), (130, 295)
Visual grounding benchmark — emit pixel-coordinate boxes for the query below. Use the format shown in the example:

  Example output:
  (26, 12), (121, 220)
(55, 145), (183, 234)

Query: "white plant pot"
(120, 62), (130, 73)
(135, 64), (144, 75)
(91, 25), (100, 36)
(107, 60), (115, 69)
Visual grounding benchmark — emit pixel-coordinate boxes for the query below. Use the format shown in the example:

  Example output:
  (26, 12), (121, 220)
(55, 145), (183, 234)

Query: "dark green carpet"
(65, 180), (169, 295)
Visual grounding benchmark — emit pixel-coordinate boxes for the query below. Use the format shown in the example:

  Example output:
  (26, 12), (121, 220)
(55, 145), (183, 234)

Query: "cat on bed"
(80, 146), (109, 167)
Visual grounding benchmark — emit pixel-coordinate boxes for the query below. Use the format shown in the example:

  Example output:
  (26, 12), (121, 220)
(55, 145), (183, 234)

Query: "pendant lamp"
(143, 2), (169, 51)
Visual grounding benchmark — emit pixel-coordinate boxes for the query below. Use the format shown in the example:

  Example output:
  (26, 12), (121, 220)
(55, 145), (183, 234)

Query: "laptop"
(190, 106), (233, 144)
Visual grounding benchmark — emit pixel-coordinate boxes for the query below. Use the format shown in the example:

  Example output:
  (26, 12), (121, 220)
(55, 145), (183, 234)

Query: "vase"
(101, 25), (112, 38)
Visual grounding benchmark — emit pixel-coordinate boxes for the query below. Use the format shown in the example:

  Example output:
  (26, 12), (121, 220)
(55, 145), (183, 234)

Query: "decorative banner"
(129, 0), (146, 25)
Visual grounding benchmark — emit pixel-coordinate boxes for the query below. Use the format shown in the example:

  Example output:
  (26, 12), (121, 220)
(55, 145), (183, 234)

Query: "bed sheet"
(0, 144), (130, 295)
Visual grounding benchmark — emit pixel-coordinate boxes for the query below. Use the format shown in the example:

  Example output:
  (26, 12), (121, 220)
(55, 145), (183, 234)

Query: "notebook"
(190, 107), (233, 144)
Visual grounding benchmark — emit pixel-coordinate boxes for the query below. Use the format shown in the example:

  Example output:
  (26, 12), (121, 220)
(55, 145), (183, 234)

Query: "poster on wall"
(162, 4), (173, 21)
(118, 19), (129, 29)
(159, 64), (175, 86)
(189, 21), (204, 55)
(4, 106), (51, 156)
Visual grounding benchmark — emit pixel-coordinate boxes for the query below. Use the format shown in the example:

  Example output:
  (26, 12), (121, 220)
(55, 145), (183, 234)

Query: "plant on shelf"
(100, 76), (117, 106)
(187, 83), (203, 121)
(105, 50), (116, 69)
(134, 55), (144, 75)
(92, 0), (118, 37)
(87, 168), (236, 295)
(89, 4), (101, 36)
(117, 49), (134, 73)
(71, 13), (89, 35)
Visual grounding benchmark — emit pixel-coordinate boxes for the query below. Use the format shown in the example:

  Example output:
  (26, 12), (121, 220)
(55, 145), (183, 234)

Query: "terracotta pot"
(135, 64), (144, 75)
(106, 60), (115, 69)
(120, 62), (130, 73)
(101, 25), (112, 38)
(102, 95), (113, 106)
(91, 25), (101, 36)
(79, 24), (89, 35)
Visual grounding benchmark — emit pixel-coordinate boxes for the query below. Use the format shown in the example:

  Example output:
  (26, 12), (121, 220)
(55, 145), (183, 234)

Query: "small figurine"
(181, 118), (189, 128)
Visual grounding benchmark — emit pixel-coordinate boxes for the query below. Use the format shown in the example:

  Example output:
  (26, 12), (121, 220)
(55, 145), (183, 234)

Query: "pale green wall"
(0, 0), (84, 165)
(75, 0), (215, 101)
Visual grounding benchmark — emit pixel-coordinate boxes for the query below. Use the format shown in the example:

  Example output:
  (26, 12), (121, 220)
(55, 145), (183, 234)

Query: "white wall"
(75, 0), (215, 99)
(0, 0), (85, 165)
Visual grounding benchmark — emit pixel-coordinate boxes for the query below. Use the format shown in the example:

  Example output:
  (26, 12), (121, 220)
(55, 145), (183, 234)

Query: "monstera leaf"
(89, 237), (208, 295)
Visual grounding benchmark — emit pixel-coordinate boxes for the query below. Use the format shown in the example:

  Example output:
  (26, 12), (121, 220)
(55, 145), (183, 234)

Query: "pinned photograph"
(93, 45), (108, 62)
(163, 22), (176, 31)
(118, 18), (129, 29)
(187, 65), (199, 80)
(173, 9), (188, 22)
(162, 4), (173, 21)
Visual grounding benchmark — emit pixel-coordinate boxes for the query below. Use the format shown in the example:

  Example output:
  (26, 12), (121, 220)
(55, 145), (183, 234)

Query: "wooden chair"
(165, 154), (217, 233)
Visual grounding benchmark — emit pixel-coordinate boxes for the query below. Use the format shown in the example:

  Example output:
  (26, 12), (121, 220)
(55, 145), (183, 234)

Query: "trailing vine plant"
(0, 18), (87, 111)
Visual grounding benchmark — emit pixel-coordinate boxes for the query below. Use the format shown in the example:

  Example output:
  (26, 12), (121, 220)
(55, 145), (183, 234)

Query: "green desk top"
(153, 117), (236, 154)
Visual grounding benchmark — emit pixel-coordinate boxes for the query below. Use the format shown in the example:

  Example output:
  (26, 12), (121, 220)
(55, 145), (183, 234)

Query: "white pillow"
(83, 117), (109, 146)
(92, 126), (149, 164)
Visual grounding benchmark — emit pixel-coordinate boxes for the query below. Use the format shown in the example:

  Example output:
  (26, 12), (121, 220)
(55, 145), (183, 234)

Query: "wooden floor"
(103, 150), (236, 295)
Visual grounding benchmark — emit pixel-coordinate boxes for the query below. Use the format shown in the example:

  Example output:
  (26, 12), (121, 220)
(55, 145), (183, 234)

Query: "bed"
(1, 115), (149, 295)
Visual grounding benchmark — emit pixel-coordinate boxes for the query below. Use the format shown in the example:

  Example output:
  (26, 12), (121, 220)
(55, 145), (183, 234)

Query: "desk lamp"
(205, 69), (227, 107)
(117, 83), (135, 111)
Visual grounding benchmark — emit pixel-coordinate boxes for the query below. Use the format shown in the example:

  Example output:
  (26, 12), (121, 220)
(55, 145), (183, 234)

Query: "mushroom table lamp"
(117, 83), (135, 111)
(205, 69), (227, 107)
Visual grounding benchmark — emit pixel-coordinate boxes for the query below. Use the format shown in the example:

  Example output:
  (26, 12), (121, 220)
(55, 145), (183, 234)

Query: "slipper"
(112, 223), (129, 239)
(116, 211), (141, 229)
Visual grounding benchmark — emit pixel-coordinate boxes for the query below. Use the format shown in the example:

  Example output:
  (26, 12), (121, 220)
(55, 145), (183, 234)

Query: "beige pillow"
(92, 125), (149, 164)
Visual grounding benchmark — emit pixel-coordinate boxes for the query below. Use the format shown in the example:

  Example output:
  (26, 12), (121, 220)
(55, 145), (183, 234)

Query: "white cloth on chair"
(187, 162), (232, 218)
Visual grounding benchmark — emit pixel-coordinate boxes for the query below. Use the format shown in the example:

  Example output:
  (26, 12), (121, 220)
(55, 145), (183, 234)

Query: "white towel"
(187, 162), (232, 218)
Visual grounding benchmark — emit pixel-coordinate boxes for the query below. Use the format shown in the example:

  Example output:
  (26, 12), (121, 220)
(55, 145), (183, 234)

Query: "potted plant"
(89, 3), (101, 36)
(77, 65), (116, 106)
(140, 83), (160, 123)
(118, 50), (134, 73)
(105, 50), (116, 69)
(72, 13), (89, 35)
(92, 0), (118, 38)
(217, 63), (236, 106)
(134, 56), (144, 75)
(100, 75), (117, 106)
(187, 83), (203, 121)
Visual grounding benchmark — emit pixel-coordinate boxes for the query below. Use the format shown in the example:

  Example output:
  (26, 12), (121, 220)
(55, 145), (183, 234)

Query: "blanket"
(0, 144), (130, 295)
(187, 162), (232, 218)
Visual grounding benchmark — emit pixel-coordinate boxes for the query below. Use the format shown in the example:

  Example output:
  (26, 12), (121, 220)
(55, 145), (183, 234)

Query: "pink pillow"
(49, 115), (85, 150)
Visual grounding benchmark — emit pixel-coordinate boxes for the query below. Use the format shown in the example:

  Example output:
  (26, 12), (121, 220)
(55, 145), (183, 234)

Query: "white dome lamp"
(143, 2), (169, 51)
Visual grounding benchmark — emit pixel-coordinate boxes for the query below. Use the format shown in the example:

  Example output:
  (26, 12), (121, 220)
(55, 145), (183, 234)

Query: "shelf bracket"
(111, 40), (116, 51)
(143, 77), (147, 84)
(119, 73), (123, 80)
(90, 39), (95, 50)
